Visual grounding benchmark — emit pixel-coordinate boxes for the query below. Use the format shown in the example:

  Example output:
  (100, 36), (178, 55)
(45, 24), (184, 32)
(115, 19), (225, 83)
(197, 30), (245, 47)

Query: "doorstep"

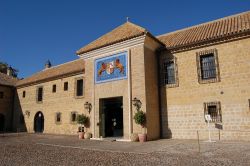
(90, 137), (131, 142)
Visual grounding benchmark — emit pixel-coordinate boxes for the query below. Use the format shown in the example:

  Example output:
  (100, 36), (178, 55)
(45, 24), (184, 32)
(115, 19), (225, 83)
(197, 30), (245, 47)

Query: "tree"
(0, 61), (19, 77)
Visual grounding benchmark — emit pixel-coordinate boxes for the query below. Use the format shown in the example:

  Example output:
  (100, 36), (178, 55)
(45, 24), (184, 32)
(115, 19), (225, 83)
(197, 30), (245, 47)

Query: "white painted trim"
(78, 35), (146, 59)
(115, 139), (131, 142)
(90, 137), (103, 141)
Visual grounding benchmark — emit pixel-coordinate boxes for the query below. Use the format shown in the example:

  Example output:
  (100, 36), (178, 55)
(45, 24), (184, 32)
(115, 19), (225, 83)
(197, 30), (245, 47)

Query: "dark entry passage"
(100, 97), (123, 137)
(34, 112), (44, 133)
(0, 114), (5, 132)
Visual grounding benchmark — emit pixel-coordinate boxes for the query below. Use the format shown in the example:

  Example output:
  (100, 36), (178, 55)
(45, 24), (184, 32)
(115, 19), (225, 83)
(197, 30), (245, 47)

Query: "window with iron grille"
(164, 61), (175, 84)
(64, 82), (68, 91)
(197, 49), (220, 84)
(162, 57), (178, 87)
(52, 84), (56, 93)
(55, 112), (61, 123)
(200, 54), (216, 79)
(204, 101), (222, 123)
(37, 87), (43, 102)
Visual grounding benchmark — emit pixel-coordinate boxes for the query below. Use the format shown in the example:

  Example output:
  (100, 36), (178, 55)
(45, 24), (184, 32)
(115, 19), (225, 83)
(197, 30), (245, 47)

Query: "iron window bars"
(204, 101), (222, 123)
(196, 49), (220, 84)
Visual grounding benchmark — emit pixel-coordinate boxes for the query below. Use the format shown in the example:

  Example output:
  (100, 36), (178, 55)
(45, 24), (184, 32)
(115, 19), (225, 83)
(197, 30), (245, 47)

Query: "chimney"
(7, 67), (13, 76)
(45, 60), (52, 69)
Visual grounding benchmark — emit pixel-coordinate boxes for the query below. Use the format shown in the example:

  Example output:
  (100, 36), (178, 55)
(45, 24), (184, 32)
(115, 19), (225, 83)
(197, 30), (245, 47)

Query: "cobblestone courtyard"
(0, 133), (250, 166)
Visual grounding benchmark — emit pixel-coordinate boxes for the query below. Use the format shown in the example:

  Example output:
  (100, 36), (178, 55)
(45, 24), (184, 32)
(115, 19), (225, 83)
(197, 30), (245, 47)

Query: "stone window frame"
(161, 56), (179, 88)
(196, 48), (220, 84)
(74, 77), (84, 99)
(0, 91), (4, 99)
(70, 111), (78, 124)
(55, 112), (62, 124)
(204, 101), (222, 123)
(36, 86), (43, 103)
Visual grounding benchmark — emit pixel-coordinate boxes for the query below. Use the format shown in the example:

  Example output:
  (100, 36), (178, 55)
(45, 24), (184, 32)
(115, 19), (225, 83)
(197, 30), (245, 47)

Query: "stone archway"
(34, 111), (44, 133)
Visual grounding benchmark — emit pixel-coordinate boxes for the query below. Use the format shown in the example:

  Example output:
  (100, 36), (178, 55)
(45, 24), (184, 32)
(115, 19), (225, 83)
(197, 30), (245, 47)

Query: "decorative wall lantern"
(132, 97), (142, 111)
(84, 102), (92, 114)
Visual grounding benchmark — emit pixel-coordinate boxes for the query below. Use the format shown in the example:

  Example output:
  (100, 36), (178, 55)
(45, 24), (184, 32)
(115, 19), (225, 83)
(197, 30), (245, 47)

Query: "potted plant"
(134, 110), (146, 142)
(76, 114), (88, 139)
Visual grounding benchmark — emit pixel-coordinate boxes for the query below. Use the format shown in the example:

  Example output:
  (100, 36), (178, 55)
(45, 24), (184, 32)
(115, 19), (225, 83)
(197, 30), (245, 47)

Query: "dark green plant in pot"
(134, 111), (146, 128)
(76, 114), (88, 132)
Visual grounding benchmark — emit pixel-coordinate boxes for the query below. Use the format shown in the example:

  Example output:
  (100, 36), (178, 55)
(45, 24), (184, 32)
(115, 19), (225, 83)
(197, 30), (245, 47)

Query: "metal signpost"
(205, 114), (216, 143)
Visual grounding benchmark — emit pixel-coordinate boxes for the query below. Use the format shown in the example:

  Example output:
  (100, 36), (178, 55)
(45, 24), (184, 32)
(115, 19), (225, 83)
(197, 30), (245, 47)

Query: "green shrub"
(134, 111), (146, 127)
(76, 114), (88, 126)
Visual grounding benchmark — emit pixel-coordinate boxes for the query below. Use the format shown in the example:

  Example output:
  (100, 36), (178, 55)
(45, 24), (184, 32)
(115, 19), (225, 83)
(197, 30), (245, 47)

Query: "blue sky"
(1, 0), (250, 78)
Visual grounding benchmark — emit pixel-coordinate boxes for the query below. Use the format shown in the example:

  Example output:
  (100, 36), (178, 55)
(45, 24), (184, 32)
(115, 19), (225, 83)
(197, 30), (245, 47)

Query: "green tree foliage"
(0, 61), (19, 77)
(134, 111), (146, 127)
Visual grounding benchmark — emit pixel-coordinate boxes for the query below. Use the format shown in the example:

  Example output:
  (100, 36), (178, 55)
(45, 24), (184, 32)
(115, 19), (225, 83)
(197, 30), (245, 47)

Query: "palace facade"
(1, 11), (250, 141)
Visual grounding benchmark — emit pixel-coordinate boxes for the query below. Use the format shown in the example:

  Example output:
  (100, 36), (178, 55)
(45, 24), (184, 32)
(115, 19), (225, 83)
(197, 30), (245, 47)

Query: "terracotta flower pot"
(138, 133), (147, 142)
(78, 132), (85, 139)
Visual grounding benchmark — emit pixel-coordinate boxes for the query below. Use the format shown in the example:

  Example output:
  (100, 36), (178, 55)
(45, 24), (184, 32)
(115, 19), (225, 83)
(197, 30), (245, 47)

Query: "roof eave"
(167, 30), (250, 53)
(76, 32), (146, 55)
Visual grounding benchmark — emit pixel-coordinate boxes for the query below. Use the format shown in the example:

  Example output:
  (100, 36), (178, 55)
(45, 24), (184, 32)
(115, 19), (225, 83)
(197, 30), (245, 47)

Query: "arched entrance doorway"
(34, 112), (44, 133)
(0, 114), (5, 132)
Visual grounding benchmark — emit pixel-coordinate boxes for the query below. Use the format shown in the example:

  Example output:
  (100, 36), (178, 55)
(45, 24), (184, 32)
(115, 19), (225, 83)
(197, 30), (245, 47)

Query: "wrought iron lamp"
(84, 102), (92, 114)
(132, 97), (142, 111)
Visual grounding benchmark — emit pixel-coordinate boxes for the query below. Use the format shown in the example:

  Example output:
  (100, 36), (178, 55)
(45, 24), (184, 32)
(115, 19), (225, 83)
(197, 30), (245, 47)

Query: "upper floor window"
(64, 82), (68, 91)
(37, 87), (43, 102)
(161, 56), (178, 88)
(0, 92), (3, 99)
(197, 49), (220, 83)
(200, 54), (216, 79)
(22, 91), (26, 98)
(204, 101), (222, 123)
(52, 84), (56, 93)
(76, 79), (84, 97)
(164, 61), (175, 84)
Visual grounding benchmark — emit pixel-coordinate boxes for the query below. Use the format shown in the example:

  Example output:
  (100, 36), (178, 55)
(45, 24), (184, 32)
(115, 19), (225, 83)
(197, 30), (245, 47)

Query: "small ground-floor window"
(55, 112), (62, 124)
(204, 101), (222, 123)
(71, 112), (77, 122)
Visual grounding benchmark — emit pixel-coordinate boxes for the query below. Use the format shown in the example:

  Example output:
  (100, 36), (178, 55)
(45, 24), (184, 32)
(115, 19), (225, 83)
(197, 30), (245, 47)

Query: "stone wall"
(13, 73), (87, 135)
(0, 85), (14, 131)
(161, 37), (250, 141)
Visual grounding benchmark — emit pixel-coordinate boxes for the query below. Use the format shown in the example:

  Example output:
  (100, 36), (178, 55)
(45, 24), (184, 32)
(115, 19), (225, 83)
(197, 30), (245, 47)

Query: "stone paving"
(0, 133), (250, 166)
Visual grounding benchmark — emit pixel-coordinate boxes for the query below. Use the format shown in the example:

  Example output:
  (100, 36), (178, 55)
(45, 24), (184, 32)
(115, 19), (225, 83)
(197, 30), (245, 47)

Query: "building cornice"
(78, 35), (146, 59)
